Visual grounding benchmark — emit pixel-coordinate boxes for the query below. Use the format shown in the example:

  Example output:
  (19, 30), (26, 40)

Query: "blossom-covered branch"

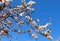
(0, 0), (53, 41)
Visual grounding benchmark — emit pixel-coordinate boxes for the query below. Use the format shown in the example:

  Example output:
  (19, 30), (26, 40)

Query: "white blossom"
(27, 7), (34, 11)
(32, 21), (37, 26)
(18, 30), (21, 34)
(8, 9), (13, 13)
(36, 23), (50, 32)
(0, 0), (12, 5)
(19, 12), (24, 17)
(43, 29), (51, 36)
(27, 0), (36, 7)
(17, 5), (23, 10)
(26, 16), (32, 22)
(37, 26), (43, 32)
(17, 21), (24, 26)
(32, 33), (38, 39)
(26, 16), (30, 19)
(6, 0), (13, 2)
(47, 35), (53, 40)
(8, 20), (12, 24)
(42, 23), (50, 29)
(39, 23), (50, 29)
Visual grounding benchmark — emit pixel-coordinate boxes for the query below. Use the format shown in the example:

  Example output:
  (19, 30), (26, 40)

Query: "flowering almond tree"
(0, 0), (53, 41)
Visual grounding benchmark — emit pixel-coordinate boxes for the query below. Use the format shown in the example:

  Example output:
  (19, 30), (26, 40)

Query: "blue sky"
(1, 0), (60, 41)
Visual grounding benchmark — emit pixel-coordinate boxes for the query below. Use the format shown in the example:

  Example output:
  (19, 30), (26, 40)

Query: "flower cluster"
(0, 0), (53, 41)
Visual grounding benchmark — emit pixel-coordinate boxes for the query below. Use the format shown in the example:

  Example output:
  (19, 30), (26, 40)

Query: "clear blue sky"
(1, 0), (60, 41)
